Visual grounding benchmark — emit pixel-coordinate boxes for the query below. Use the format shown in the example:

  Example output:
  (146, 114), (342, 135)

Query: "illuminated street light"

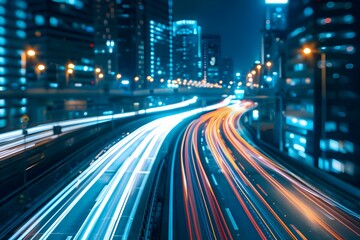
(251, 70), (256, 75)
(303, 47), (312, 55)
(247, 73), (252, 78)
(37, 64), (45, 71)
(67, 63), (75, 69)
(134, 76), (139, 82)
(116, 73), (122, 79)
(302, 46), (327, 162)
(266, 61), (272, 68)
(95, 67), (101, 73)
(27, 49), (36, 57)
(98, 73), (104, 79)
(256, 64), (262, 70)
(67, 69), (74, 74)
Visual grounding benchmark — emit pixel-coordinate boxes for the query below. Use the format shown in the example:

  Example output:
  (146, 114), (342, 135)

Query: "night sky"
(173, 0), (265, 73)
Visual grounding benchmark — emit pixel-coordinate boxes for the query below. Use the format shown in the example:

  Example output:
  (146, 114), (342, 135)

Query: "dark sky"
(173, 0), (265, 73)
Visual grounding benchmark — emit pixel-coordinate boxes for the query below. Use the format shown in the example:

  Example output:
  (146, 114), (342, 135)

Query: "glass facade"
(173, 20), (202, 81)
(0, 0), (27, 129)
(202, 35), (221, 83)
(284, 0), (360, 184)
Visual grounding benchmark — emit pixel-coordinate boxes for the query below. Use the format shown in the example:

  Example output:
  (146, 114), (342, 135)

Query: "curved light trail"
(0, 97), (198, 160)
(10, 97), (232, 239)
(173, 101), (360, 239)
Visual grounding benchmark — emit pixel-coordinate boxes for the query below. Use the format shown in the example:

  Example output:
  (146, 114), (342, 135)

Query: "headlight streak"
(223, 101), (359, 239)
(0, 97), (198, 159)
(11, 124), (154, 240)
(11, 97), (233, 239)
(204, 108), (276, 239)
(232, 102), (360, 237)
(177, 100), (359, 240)
(180, 116), (235, 240)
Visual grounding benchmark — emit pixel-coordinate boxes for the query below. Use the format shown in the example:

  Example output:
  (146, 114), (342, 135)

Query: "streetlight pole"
(303, 47), (327, 165)
(320, 53), (326, 162)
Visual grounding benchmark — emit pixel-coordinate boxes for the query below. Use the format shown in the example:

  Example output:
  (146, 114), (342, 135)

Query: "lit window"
(16, 20), (26, 29)
(343, 15), (354, 24)
(15, 10), (26, 19)
(345, 63), (353, 69)
(49, 17), (58, 27)
(35, 14), (45, 25)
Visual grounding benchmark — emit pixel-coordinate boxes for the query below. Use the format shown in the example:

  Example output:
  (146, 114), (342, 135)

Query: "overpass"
(0, 87), (232, 100)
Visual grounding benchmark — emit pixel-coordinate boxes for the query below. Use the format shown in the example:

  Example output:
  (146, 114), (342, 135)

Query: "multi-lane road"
(4, 98), (360, 239)
(8, 97), (232, 239)
(169, 100), (360, 239)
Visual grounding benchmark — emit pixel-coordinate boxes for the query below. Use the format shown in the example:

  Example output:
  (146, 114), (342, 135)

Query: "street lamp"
(116, 73), (122, 80)
(21, 48), (36, 83)
(35, 64), (45, 81)
(266, 61), (272, 73)
(256, 64), (262, 84)
(66, 64), (75, 87)
(303, 46), (327, 164)
(67, 63), (75, 69)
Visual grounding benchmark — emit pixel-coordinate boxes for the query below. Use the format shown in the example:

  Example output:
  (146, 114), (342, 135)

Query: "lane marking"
(205, 157), (209, 164)
(211, 174), (218, 186)
(318, 209), (335, 220)
(256, 184), (268, 196)
(66, 236), (73, 240)
(95, 185), (108, 202)
(290, 224), (308, 240)
(225, 208), (239, 231)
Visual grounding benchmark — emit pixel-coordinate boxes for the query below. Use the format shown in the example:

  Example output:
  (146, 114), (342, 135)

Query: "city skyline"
(174, 0), (265, 72)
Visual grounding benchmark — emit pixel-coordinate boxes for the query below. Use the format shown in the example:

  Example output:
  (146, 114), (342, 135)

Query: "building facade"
(94, 0), (118, 88)
(284, 0), (360, 185)
(0, 0), (28, 129)
(26, 0), (95, 88)
(202, 35), (221, 83)
(113, 0), (172, 90)
(261, 0), (288, 88)
(173, 20), (202, 81)
(221, 57), (234, 87)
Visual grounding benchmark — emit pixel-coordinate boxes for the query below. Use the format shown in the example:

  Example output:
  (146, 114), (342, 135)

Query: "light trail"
(174, 101), (360, 239)
(10, 96), (232, 239)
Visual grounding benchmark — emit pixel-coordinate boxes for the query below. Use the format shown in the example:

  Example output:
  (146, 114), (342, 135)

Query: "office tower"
(221, 57), (234, 87)
(173, 20), (202, 81)
(115, 0), (172, 90)
(26, 0), (95, 88)
(94, 0), (118, 87)
(261, 0), (288, 88)
(202, 35), (221, 83)
(0, 0), (27, 129)
(284, 0), (360, 184)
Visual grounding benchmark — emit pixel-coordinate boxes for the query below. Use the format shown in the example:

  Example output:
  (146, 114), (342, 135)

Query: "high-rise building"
(0, 0), (27, 129)
(261, 0), (288, 88)
(26, 0), (95, 88)
(284, 0), (360, 185)
(173, 20), (202, 81)
(94, 0), (118, 87)
(146, 0), (172, 88)
(221, 57), (234, 86)
(202, 35), (221, 83)
(115, 0), (172, 90)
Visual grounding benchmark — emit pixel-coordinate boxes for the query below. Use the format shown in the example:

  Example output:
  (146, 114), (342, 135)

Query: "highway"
(169, 101), (360, 239)
(9, 97), (232, 239)
(0, 97), (198, 160)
